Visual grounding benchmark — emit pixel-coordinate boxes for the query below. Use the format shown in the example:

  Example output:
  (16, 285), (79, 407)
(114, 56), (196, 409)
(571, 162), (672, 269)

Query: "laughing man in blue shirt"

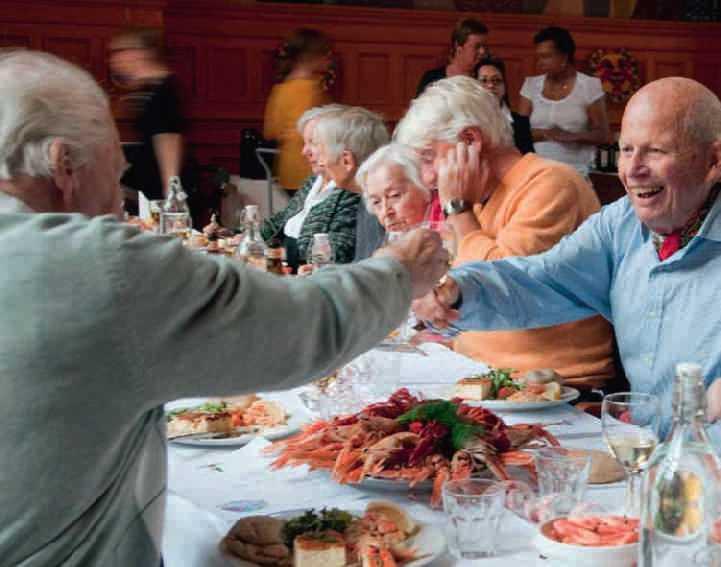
(416, 77), (721, 439)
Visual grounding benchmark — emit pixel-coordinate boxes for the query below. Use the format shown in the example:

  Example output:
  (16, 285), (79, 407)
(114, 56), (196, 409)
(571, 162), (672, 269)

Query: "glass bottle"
(639, 363), (721, 566)
(235, 205), (267, 271)
(159, 176), (191, 238)
(309, 233), (334, 271)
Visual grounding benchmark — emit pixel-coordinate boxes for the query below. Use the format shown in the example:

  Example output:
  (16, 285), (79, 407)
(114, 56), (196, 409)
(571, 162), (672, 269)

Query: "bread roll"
(522, 368), (562, 385)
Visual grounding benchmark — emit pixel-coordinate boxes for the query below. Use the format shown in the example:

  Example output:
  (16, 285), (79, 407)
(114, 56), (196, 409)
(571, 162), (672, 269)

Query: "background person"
(476, 56), (534, 155)
(518, 26), (610, 177)
(415, 18), (489, 97)
(263, 28), (332, 193)
(109, 27), (187, 201)
(0, 50), (448, 566)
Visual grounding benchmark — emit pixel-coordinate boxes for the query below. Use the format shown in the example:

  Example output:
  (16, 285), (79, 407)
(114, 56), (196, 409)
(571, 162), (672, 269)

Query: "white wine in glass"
(602, 392), (660, 517)
(606, 432), (657, 473)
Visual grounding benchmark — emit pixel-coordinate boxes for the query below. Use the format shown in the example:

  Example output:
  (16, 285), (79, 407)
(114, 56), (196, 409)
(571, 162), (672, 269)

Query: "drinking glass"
(602, 392), (660, 517)
(442, 479), (505, 559)
(148, 199), (164, 232)
(420, 219), (457, 266)
(534, 447), (592, 518)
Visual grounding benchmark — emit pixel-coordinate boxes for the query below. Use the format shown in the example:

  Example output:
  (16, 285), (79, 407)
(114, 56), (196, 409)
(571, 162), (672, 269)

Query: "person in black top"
(476, 56), (534, 155)
(110, 27), (186, 201)
(415, 18), (489, 97)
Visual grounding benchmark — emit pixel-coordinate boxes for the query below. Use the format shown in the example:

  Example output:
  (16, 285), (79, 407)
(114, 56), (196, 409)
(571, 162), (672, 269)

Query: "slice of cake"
(454, 376), (493, 400)
(293, 531), (346, 567)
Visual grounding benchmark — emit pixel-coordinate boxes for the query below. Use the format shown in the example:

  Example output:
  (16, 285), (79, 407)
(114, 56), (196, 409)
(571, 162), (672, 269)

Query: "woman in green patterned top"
(262, 105), (389, 271)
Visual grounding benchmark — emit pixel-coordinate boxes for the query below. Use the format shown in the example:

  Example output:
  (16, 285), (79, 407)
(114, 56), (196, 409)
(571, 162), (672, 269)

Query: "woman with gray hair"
(356, 143), (442, 237)
(263, 105), (388, 270)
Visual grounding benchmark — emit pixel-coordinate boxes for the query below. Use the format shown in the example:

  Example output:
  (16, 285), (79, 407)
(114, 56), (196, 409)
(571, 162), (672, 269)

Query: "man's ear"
(705, 140), (721, 186)
(458, 126), (484, 152)
(48, 139), (77, 210)
(341, 150), (357, 173)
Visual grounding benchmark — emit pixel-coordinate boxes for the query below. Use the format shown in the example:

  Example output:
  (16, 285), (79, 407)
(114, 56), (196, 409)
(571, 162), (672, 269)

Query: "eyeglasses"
(478, 77), (504, 86)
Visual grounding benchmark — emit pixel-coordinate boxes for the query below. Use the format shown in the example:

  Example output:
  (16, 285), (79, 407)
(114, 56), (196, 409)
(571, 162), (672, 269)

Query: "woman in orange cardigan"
(263, 29), (332, 193)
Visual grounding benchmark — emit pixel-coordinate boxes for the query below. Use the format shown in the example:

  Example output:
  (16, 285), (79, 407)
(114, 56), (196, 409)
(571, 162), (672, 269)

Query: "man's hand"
(707, 378), (721, 422)
(374, 228), (448, 299)
(411, 276), (461, 329)
(437, 141), (491, 205)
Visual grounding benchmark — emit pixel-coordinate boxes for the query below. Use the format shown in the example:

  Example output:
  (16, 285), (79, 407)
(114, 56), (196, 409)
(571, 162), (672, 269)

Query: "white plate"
(533, 518), (638, 567)
(269, 508), (446, 567)
(166, 398), (304, 447)
(462, 386), (580, 411)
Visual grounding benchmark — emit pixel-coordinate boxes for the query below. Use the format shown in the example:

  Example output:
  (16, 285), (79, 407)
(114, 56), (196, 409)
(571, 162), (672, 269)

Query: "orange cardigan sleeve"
(455, 170), (598, 263)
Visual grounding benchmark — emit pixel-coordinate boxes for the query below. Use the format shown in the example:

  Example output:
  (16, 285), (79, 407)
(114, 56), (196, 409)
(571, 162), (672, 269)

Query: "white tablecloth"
(221, 176), (290, 228)
(163, 345), (624, 566)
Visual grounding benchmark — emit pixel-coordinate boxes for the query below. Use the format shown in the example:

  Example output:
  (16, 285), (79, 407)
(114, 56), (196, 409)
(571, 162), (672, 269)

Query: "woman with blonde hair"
(263, 28), (332, 193)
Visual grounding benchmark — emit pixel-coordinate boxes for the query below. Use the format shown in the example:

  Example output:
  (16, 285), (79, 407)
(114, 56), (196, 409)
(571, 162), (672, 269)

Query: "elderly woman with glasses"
(476, 57), (534, 155)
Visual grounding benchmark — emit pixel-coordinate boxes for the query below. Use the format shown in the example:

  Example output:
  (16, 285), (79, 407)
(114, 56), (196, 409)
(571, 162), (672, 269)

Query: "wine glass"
(421, 219), (457, 267)
(602, 392), (661, 517)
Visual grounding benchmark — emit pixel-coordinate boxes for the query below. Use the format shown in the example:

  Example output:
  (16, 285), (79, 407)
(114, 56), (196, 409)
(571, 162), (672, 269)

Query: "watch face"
(443, 199), (470, 216)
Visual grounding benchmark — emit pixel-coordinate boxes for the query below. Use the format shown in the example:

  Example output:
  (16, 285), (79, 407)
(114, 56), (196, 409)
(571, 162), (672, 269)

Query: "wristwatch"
(442, 198), (472, 218)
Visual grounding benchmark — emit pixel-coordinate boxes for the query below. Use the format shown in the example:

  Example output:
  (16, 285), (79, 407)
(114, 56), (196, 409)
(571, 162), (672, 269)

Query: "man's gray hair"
(355, 143), (429, 205)
(0, 49), (113, 180)
(296, 103), (348, 134)
(314, 106), (390, 165)
(394, 75), (513, 150)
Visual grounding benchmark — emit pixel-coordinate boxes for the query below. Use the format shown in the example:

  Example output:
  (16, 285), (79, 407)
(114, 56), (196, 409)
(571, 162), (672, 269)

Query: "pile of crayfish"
(268, 389), (559, 507)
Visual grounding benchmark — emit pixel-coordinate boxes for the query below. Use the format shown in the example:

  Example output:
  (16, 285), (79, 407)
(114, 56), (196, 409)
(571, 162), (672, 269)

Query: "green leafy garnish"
(282, 508), (354, 548)
(468, 367), (519, 398)
(397, 400), (486, 452)
(166, 401), (228, 421)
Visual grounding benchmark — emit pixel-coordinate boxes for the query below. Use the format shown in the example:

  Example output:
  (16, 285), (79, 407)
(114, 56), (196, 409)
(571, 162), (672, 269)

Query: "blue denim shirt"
(451, 194), (721, 441)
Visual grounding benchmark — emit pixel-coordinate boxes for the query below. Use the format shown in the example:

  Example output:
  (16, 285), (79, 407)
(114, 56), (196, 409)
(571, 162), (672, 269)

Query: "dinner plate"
(165, 398), (305, 447)
(462, 386), (580, 412)
(267, 508), (446, 567)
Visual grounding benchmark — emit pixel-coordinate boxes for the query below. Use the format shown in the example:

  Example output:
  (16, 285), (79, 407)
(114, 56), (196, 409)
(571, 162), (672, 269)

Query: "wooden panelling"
(357, 52), (391, 104)
(1, 0), (721, 174)
(402, 54), (437, 99)
(43, 36), (93, 70)
(207, 47), (248, 102)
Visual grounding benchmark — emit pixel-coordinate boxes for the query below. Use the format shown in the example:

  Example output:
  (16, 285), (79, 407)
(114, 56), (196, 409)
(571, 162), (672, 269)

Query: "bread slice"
(293, 531), (346, 567)
(454, 377), (492, 400)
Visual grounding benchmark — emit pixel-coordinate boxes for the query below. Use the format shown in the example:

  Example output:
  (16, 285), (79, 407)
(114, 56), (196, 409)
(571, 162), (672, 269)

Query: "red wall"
(2, 0), (721, 173)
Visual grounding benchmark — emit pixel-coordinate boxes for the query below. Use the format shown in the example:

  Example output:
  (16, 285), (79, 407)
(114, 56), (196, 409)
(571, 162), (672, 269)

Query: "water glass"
(534, 447), (591, 518)
(149, 199), (164, 231)
(442, 479), (505, 559)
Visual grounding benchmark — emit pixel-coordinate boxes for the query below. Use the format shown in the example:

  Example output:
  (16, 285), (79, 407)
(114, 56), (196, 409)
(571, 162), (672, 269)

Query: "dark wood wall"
(2, 0), (721, 173)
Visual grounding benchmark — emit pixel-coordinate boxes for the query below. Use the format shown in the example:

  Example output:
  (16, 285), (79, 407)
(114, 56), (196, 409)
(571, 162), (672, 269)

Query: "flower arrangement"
(588, 48), (642, 105)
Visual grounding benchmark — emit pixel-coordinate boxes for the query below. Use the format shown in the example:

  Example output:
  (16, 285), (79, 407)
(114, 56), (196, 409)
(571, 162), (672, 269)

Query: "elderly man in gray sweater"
(0, 51), (447, 567)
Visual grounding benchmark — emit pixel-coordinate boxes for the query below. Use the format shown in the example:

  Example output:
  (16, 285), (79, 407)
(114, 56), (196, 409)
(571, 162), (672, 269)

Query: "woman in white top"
(518, 26), (610, 176)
